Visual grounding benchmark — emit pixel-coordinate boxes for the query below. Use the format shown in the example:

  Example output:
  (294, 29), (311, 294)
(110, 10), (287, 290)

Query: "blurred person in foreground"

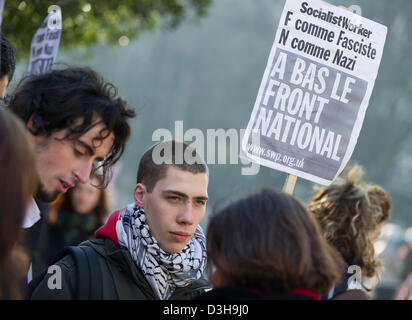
(308, 164), (391, 299)
(0, 109), (37, 299)
(30, 140), (210, 299)
(46, 172), (111, 262)
(195, 188), (344, 300)
(8, 66), (135, 280)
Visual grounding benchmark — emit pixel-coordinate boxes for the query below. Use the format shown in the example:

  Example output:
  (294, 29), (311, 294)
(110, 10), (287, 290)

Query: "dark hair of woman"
(206, 188), (344, 295)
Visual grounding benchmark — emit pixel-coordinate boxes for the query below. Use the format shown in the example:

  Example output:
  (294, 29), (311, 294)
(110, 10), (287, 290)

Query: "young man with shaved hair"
(31, 140), (210, 300)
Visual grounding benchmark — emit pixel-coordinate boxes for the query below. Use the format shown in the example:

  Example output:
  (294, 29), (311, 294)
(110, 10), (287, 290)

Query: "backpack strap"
(69, 246), (91, 300)
(78, 246), (103, 300)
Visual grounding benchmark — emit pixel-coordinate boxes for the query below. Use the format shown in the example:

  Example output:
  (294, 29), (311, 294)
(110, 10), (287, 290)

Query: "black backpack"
(27, 245), (103, 300)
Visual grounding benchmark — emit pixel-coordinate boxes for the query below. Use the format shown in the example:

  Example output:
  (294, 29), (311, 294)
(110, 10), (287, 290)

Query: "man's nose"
(177, 202), (194, 225)
(73, 160), (93, 184)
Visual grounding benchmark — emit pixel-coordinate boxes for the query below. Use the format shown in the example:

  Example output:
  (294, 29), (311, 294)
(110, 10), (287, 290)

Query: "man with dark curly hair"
(8, 66), (135, 280)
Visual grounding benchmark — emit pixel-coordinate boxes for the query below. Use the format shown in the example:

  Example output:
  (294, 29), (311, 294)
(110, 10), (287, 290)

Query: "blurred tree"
(1, 0), (212, 57)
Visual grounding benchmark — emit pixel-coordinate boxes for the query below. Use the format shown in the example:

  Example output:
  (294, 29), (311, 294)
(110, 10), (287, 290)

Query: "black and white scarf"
(115, 202), (207, 300)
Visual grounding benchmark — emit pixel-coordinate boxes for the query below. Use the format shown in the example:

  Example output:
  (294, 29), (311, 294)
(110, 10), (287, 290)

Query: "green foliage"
(1, 0), (212, 57)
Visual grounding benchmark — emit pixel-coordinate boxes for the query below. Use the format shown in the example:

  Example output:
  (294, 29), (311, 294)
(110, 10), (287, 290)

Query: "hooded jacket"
(30, 210), (210, 300)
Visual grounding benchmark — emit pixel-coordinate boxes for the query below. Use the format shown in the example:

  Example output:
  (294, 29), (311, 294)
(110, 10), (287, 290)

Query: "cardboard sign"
(241, 0), (387, 185)
(28, 6), (62, 75)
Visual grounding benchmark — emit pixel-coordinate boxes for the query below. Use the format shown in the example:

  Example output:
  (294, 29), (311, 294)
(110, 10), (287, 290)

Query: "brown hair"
(207, 188), (343, 294)
(137, 140), (208, 192)
(308, 164), (391, 278)
(0, 108), (37, 299)
(9, 66), (135, 188)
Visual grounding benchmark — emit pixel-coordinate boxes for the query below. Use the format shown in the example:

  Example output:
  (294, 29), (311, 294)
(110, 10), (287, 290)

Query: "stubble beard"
(36, 181), (61, 203)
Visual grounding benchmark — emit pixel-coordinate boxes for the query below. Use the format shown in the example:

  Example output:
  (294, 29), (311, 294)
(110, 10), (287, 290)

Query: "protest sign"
(0, 0), (5, 27)
(240, 0), (387, 186)
(28, 6), (62, 75)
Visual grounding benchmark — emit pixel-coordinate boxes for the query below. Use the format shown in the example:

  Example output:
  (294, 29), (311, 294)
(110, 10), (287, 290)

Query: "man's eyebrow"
(77, 140), (106, 162)
(162, 190), (208, 201)
(78, 140), (107, 162)
(162, 190), (188, 199)
(77, 140), (94, 156)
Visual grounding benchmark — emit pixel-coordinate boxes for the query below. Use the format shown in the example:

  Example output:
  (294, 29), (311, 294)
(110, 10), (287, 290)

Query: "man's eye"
(196, 200), (206, 206)
(167, 196), (180, 202)
(74, 149), (85, 156)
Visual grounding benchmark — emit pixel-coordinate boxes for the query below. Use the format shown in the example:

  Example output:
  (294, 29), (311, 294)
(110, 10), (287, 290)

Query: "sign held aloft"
(241, 0), (387, 185)
(28, 5), (62, 75)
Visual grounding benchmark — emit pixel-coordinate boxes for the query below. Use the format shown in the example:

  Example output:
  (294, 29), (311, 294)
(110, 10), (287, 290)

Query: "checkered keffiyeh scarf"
(115, 203), (207, 300)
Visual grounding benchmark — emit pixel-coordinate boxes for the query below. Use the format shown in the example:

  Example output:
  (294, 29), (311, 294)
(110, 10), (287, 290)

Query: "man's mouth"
(170, 231), (191, 242)
(58, 179), (74, 193)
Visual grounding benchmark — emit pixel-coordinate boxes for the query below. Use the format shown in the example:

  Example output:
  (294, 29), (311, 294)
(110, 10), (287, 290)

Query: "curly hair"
(9, 66), (136, 188)
(308, 164), (391, 279)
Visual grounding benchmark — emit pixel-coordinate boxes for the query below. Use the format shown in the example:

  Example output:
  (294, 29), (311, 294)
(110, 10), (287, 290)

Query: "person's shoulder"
(30, 254), (77, 300)
(56, 250), (76, 267)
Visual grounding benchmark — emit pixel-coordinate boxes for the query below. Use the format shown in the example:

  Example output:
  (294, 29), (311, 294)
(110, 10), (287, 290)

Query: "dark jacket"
(30, 210), (210, 300)
(194, 286), (320, 300)
(22, 198), (51, 278)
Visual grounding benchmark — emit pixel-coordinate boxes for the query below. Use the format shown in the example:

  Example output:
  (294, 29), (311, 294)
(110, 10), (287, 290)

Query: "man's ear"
(134, 183), (147, 208)
(26, 114), (39, 143)
(27, 114), (43, 135)
(27, 114), (48, 144)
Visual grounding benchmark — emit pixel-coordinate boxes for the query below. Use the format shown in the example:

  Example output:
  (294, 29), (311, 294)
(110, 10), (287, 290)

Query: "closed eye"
(74, 148), (85, 157)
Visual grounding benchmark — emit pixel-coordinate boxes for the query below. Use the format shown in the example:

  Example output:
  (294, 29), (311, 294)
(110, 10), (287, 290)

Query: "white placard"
(241, 0), (387, 185)
(28, 6), (62, 75)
